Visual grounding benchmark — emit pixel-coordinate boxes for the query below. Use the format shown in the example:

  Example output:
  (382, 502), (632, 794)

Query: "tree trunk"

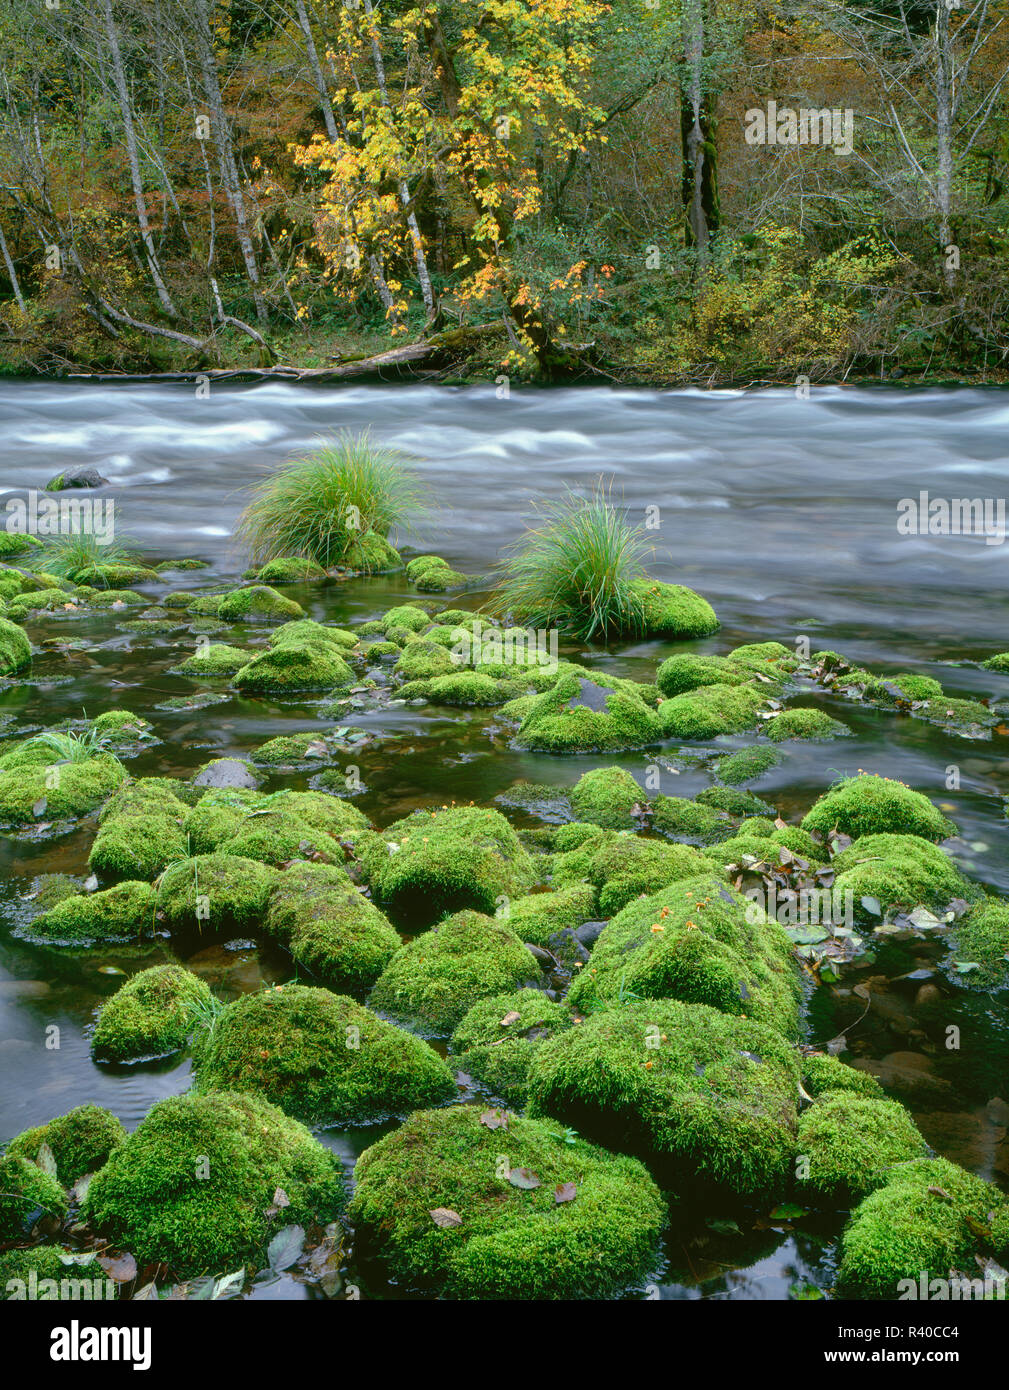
(0, 215), (26, 313)
(934, 0), (955, 285)
(680, 0), (718, 260)
(192, 0), (267, 324)
(101, 0), (179, 318)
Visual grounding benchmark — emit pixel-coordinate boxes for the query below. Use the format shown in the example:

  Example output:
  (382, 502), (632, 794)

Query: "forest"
(0, 0), (1007, 383)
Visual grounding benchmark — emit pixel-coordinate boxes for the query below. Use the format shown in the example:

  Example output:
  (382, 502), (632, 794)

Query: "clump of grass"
(491, 483), (652, 641)
(35, 534), (137, 584)
(235, 431), (430, 567)
(27, 728), (114, 763)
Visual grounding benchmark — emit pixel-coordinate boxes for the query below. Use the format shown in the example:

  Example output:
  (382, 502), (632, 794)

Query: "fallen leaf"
(98, 1251), (138, 1282)
(499, 1011), (521, 1027)
(429, 1207), (462, 1228)
(508, 1167), (541, 1190)
(479, 1108), (508, 1130)
(554, 1182), (577, 1204)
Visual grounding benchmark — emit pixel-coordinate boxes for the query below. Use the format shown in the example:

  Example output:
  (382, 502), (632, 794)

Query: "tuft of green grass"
(235, 431), (430, 567)
(26, 728), (114, 763)
(490, 483), (652, 641)
(35, 533), (137, 584)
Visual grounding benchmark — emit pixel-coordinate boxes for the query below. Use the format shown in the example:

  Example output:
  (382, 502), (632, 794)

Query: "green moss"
(982, 652), (1009, 672)
(193, 984), (455, 1125)
(422, 672), (518, 706)
(88, 781), (188, 879)
(82, 1091), (344, 1277)
(83, 588), (146, 608)
(651, 794), (734, 844)
(264, 861), (400, 993)
(629, 579), (719, 638)
(0, 532), (41, 557)
(797, 1091), (927, 1201)
(568, 873), (801, 1036)
(516, 669), (661, 753)
(918, 695), (998, 735)
(716, 746), (784, 785)
(7, 1106), (126, 1185)
(527, 999), (800, 1196)
(569, 766), (644, 829)
(0, 1246), (114, 1299)
(728, 642), (801, 676)
(503, 883), (597, 948)
(865, 672), (944, 703)
(0, 753), (126, 828)
(177, 643), (250, 676)
(766, 708), (850, 742)
(186, 593), (225, 617)
(270, 618), (358, 650)
(217, 585), (304, 622)
(553, 831), (711, 917)
(838, 1158), (1003, 1299)
(369, 911), (538, 1034)
(944, 899), (1009, 990)
(393, 638), (456, 681)
(802, 773), (957, 842)
(656, 653), (751, 698)
(0, 1155), (68, 1239)
(253, 556), (328, 583)
(830, 833), (968, 922)
(802, 1053), (885, 1100)
(366, 640), (400, 658)
(155, 854), (277, 929)
(92, 965), (212, 1063)
(342, 530), (401, 573)
(0, 616), (31, 674)
(656, 682), (764, 740)
(366, 806), (535, 924)
(233, 639), (354, 694)
(91, 710), (154, 747)
(348, 1105), (665, 1299)
(553, 821), (604, 852)
(380, 604), (430, 633)
(25, 881), (157, 945)
(695, 785), (775, 817)
(406, 556), (467, 590)
(450, 990), (574, 1106)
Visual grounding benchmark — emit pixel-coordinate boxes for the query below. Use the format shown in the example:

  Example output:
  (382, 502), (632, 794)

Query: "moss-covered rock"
(417, 672), (519, 706)
(155, 853), (277, 930)
(216, 585), (304, 622)
(0, 751), (127, 829)
(24, 880), (157, 945)
(177, 643), (250, 676)
(943, 898), (1009, 990)
(379, 604), (430, 633)
(516, 669), (661, 753)
(342, 530), (401, 573)
(528, 999), (800, 1196)
(652, 794), (733, 844)
(0, 532), (41, 558)
(656, 682), (765, 740)
(370, 912), (539, 1034)
(406, 555), (468, 590)
(766, 708), (850, 742)
(552, 831), (712, 917)
(270, 618), (358, 651)
(716, 746), (783, 785)
(393, 638), (457, 681)
(252, 556), (328, 583)
(264, 861), (400, 993)
(802, 773), (957, 842)
(629, 579), (719, 638)
(837, 1158), (1004, 1299)
(0, 1154), (68, 1239)
(233, 639), (354, 694)
(192, 984), (455, 1125)
(6, 1105), (126, 1185)
(569, 766), (644, 829)
(796, 1091), (927, 1201)
(82, 1091), (344, 1277)
(864, 672), (944, 703)
(0, 616), (31, 675)
(829, 833), (968, 923)
(88, 781), (188, 879)
(656, 653), (752, 698)
(348, 1105), (665, 1299)
(366, 806), (535, 924)
(92, 964), (213, 1062)
(982, 652), (1009, 672)
(568, 874), (801, 1035)
(728, 641), (801, 677)
(0, 1245), (113, 1300)
(450, 990), (574, 1106)
(503, 883), (597, 948)
(801, 1053), (886, 1100)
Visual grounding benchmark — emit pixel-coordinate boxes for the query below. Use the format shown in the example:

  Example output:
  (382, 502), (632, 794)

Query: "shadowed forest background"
(0, 0), (1007, 382)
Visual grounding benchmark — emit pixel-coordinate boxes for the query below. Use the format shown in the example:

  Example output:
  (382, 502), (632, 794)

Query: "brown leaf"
(507, 1167), (541, 1190)
(98, 1251), (138, 1282)
(273, 1187), (290, 1209)
(928, 1186), (953, 1202)
(429, 1207), (462, 1228)
(554, 1182), (577, 1204)
(499, 1010), (521, 1027)
(479, 1108), (508, 1130)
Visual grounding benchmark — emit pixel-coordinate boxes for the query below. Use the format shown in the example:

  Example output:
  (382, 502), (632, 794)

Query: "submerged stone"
(217, 584), (304, 622)
(516, 670), (661, 753)
(25, 880), (157, 945)
(6, 1104), (126, 1185)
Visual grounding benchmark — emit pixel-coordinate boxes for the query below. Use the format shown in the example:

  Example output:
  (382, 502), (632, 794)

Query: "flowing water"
(2, 381), (1008, 1299)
